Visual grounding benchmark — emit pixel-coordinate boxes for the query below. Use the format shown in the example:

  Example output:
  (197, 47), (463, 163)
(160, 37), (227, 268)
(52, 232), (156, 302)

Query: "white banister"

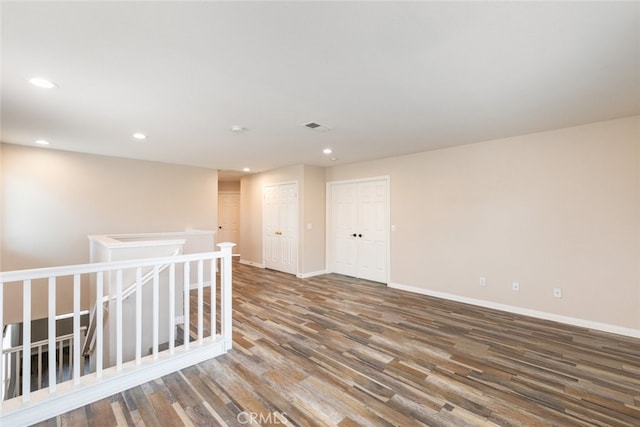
(197, 260), (204, 344)
(220, 243), (234, 351)
(96, 272), (103, 378)
(135, 267), (142, 365)
(116, 269), (123, 371)
(152, 264), (159, 360)
(73, 275), (81, 385)
(0, 281), (3, 406)
(169, 264), (176, 355)
(214, 259), (218, 336)
(183, 262), (190, 351)
(22, 280), (31, 403)
(0, 244), (235, 426)
(48, 278), (56, 393)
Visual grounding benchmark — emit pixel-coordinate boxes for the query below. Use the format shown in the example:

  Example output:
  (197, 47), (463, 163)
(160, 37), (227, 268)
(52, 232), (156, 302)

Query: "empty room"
(1, 1), (639, 426)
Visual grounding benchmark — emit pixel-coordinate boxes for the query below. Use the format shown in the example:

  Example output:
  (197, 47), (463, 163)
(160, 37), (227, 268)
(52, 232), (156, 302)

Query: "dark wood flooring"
(36, 262), (640, 426)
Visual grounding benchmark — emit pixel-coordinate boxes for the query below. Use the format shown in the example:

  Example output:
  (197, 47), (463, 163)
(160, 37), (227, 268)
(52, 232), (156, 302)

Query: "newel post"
(217, 242), (236, 351)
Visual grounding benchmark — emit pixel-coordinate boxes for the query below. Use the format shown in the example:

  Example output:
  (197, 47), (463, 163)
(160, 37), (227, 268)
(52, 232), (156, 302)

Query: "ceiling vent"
(303, 122), (331, 132)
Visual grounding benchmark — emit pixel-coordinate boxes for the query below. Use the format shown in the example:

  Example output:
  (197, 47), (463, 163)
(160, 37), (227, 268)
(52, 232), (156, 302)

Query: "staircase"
(0, 242), (235, 426)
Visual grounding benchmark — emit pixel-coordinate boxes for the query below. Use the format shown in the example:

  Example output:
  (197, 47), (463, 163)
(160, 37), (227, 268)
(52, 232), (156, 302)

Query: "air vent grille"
(303, 122), (331, 132)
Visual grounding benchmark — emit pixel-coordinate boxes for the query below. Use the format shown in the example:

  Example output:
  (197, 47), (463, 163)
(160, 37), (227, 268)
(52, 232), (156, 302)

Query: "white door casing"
(327, 177), (389, 283)
(263, 182), (298, 275)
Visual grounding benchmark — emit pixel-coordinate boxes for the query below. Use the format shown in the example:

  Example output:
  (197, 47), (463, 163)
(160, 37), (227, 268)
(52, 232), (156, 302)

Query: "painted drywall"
(240, 164), (326, 275)
(301, 165), (326, 275)
(218, 181), (240, 192)
(326, 115), (640, 331)
(1, 143), (218, 323)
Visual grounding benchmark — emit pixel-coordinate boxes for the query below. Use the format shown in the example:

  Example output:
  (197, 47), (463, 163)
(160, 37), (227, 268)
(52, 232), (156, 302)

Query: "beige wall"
(240, 164), (326, 275)
(326, 116), (640, 330)
(301, 165), (326, 274)
(1, 143), (218, 322)
(218, 180), (240, 192)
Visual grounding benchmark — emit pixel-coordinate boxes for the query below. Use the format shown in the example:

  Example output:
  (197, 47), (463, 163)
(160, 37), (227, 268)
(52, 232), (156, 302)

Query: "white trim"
(389, 282), (640, 339)
(325, 175), (391, 186)
(0, 338), (227, 426)
(297, 270), (327, 279)
(239, 259), (264, 268)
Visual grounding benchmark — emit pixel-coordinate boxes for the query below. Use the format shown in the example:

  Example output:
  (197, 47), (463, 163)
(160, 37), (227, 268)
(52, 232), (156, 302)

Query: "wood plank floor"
(36, 262), (640, 426)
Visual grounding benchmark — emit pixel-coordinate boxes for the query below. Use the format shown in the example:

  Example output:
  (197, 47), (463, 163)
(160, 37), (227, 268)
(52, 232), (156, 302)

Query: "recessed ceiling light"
(132, 133), (147, 140)
(29, 77), (57, 89)
(322, 148), (333, 154)
(242, 167), (251, 172)
(35, 139), (50, 146)
(330, 157), (338, 162)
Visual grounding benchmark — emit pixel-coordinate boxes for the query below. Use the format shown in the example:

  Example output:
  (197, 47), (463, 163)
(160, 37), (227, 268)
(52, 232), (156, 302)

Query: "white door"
(218, 192), (240, 254)
(331, 183), (358, 277)
(329, 179), (388, 283)
(264, 183), (298, 275)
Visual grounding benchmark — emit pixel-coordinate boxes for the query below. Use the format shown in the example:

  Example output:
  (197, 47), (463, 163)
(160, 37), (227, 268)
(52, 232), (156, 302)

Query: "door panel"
(357, 180), (388, 283)
(332, 183), (357, 277)
(264, 183), (298, 275)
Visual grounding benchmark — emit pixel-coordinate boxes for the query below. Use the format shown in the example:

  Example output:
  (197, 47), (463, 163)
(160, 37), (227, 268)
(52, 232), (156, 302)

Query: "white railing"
(3, 327), (88, 400)
(81, 248), (181, 359)
(0, 242), (235, 426)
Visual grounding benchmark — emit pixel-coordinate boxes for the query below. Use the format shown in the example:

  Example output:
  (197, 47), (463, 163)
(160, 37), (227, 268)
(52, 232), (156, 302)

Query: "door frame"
(325, 176), (391, 284)
(262, 181), (299, 275)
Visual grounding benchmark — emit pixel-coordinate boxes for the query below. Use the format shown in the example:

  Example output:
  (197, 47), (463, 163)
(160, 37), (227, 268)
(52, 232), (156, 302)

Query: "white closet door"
(331, 183), (358, 277)
(329, 178), (388, 283)
(356, 180), (388, 283)
(264, 183), (298, 275)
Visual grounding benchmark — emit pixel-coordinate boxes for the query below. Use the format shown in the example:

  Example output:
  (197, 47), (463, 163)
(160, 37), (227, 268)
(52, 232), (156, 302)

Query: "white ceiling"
(2, 1), (639, 178)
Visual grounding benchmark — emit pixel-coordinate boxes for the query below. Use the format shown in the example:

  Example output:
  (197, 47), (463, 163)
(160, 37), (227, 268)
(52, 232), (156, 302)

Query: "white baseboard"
(388, 282), (640, 339)
(297, 270), (327, 279)
(239, 259), (264, 268)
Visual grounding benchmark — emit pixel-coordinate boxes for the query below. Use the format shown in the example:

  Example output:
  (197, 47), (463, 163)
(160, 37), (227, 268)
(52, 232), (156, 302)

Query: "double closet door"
(328, 178), (388, 283)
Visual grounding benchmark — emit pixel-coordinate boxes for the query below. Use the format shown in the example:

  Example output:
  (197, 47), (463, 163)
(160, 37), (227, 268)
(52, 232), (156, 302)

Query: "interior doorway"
(218, 180), (241, 255)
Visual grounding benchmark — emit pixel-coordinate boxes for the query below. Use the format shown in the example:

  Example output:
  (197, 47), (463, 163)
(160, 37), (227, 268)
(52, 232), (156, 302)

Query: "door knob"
(358, 234), (363, 238)
(275, 231), (283, 235)
(218, 226), (223, 229)
(351, 233), (357, 237)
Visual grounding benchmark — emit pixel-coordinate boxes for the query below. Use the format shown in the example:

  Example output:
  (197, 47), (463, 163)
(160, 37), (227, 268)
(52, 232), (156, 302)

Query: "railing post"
(217, 243), (235, 351)
(22, 280), (31, 403)
(48, 278), (56, 393)
(135, 267), (143, 365)
(96, 272), (103, 378)
(73, 275), (81, 385)
(169, 263), (176, 354)
(0, 280), (3, 406)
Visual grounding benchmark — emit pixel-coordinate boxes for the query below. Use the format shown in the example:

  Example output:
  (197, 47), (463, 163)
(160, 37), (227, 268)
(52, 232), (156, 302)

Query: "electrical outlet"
(553, 288), (562, 298)
(479, 277), (486, 287)
(512, 282), (520, 292)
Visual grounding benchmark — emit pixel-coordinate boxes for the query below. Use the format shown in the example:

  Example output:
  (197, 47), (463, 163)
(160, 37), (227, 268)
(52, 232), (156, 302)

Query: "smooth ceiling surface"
(2, 1), (639, 174)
